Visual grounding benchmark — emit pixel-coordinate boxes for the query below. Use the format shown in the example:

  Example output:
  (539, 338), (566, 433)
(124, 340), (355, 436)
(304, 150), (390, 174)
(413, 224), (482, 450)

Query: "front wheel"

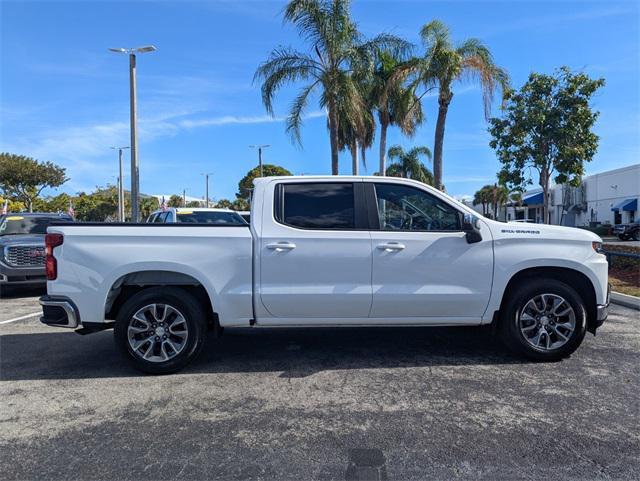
(618, 235), (629, 241)
(499, 279), (587, 361)
(114, 287), (207, 374)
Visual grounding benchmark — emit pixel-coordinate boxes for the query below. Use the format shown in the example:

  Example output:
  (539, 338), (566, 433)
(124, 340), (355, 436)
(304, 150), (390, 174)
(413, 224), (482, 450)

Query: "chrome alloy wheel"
(518, 294), (576, 351)
(127, 304), (189, 363)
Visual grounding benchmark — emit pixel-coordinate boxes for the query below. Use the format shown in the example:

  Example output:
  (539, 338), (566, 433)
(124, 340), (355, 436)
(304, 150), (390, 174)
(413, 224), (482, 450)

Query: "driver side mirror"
(462, 213), (482, 244)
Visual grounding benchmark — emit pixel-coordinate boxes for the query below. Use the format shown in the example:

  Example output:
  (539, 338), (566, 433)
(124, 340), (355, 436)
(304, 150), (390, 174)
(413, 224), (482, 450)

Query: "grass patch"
(604, 243), (640, 297)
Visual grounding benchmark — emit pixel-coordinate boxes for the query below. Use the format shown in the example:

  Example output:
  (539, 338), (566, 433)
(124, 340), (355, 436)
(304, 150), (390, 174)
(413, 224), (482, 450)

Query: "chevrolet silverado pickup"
(40, 176), (610, 373)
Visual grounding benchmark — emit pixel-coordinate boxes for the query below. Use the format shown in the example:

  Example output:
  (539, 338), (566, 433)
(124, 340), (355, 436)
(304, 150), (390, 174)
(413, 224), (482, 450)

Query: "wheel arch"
(104, 269), (218, 329)
(498, 266), (598, 333)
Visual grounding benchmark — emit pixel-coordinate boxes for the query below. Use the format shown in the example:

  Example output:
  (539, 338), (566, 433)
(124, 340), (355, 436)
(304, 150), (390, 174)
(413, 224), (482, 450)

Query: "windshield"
(175, 211), (247, 225)
(0, 215), (72, 235)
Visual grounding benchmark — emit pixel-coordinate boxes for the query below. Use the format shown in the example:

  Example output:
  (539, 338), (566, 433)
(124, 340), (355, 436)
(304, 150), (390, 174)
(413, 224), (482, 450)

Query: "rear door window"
(276, 183), (355, 230)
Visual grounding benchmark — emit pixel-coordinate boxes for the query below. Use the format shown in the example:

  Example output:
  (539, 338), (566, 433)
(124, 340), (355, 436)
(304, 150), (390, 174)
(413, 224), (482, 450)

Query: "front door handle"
(377, 242), (405, 251)
(266, 242), (296, 252)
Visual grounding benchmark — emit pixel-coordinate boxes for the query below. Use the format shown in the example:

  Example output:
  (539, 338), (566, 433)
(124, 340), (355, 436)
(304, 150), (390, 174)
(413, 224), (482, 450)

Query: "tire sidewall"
(501, 279), (587, 361)
(114, 287), (206, 374)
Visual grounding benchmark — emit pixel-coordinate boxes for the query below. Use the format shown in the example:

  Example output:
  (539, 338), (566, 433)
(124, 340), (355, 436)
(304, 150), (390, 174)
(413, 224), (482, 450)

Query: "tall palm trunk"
(350, 142), (359, 175)
(379, 120), (389, 175)
(433, 90), (453, 191)
(328, 100), (339, 175)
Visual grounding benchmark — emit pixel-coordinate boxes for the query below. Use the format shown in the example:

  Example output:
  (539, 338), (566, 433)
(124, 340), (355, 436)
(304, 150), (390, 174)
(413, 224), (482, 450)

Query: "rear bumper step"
(39, 296), (80, 328)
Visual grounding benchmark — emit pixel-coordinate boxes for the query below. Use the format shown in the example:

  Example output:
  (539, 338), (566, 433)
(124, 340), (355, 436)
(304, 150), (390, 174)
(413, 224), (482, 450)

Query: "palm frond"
(254, 47), (320, 114)
(286, 80), (321, 146)
(420, 20), (451, 50)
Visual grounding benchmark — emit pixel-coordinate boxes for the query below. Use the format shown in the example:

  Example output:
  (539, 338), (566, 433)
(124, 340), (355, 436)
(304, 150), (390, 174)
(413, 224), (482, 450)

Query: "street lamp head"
(137, 45), (157, 53)
(109, 46), (156, 55)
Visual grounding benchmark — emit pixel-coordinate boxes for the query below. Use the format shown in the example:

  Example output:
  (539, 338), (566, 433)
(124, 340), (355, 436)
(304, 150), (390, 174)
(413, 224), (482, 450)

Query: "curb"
(611, 292), (640, 310)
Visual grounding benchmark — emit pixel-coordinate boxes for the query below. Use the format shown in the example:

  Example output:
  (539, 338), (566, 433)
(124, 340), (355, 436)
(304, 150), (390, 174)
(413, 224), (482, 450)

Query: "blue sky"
(1, 0), (638, 202)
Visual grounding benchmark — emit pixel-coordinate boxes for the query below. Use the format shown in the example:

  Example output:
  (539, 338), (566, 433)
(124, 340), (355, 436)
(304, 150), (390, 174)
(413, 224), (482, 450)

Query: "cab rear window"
(175, 211), (246, 225)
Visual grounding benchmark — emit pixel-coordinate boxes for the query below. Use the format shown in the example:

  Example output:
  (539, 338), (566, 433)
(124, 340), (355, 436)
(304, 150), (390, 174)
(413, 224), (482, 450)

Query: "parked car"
(41, 176), (609, 373)
(612, 219), (640, 241)
(146, 207), (247, 225)
(0, 212), (73, 288)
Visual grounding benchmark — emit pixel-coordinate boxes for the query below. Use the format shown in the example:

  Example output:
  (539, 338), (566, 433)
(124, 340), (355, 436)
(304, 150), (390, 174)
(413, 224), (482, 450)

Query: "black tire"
(499, 279), (587, 361)
(618, 235), (628, 241)
(114, 287), (208, 374)
(632, 230), (640, 241)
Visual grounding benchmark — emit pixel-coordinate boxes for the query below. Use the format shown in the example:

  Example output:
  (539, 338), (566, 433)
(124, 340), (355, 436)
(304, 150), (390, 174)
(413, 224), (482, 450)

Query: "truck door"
(259, 181), (373, 319)
(368, 181), (493, 320)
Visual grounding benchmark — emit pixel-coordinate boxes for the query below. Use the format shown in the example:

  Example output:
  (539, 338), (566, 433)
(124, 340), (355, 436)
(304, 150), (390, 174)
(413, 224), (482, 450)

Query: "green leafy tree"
(215, 199), (233, 209)
(232, 198), (250, 211)
(489, 67), (604, 224)
(167, 195), (183, 208)
(0, 153), (67, 212)
(254, 0), (409, 174)
(140, 197), (160, 218)
(0, 194), (26, 213)
(385, 145), (433, 185)
(73, 186), (119, 221)
(237, 164), (293, 201)
(416, 21), (509, 190)
(32, 193), (72, 214)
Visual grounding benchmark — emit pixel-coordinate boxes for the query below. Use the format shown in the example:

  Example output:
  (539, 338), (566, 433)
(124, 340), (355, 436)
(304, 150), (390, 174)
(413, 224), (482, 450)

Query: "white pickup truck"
(40, 176), (610, 373)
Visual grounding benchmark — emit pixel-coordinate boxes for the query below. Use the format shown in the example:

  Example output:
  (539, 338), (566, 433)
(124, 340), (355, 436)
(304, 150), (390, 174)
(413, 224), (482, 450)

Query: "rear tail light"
(45, 233), (64, 280)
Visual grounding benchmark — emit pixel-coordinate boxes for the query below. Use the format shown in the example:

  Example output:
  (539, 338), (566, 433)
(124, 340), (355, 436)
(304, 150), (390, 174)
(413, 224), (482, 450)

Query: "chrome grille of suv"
(5, 245), (46, 267)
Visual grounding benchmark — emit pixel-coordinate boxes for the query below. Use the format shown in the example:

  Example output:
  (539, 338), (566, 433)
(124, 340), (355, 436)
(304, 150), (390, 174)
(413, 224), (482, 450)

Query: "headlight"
(592, 241), (603, 253)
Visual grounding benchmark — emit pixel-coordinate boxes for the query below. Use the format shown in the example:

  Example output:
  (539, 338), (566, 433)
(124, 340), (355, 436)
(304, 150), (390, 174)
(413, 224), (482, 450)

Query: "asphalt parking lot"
(1, 288), (639, 481)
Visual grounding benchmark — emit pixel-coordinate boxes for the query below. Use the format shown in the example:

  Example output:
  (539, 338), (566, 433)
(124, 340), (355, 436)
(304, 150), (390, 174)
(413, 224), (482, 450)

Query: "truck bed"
(46, 223), (254, 326)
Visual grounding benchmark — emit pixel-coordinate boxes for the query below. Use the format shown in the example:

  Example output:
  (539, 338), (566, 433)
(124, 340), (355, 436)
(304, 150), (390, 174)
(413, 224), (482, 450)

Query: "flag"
(161, 196), (167, 212)
(1, 199), (7, 215)
(68, 200), (75, 218)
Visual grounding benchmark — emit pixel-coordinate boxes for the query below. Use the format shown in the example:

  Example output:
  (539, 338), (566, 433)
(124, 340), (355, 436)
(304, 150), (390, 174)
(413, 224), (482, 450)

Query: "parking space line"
(0, 312), (41, 324)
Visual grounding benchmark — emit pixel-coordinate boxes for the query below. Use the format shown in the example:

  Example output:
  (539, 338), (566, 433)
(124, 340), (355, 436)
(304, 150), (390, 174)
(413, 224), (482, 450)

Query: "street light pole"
(249, 144), (270, 177)
(109, 45), (156, 222)
(201, 172), (213, 208)
(111, 146), (130, 221)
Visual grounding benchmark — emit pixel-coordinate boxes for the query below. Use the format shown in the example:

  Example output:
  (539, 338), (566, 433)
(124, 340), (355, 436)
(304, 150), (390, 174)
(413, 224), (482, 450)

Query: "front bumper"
(592, 283), (610, 332)
(0, 261), (46, 285)
(39, 296), (80, 328)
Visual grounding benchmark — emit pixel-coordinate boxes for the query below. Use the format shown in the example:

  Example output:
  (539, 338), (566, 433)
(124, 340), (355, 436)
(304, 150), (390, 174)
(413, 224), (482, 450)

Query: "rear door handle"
(377, 242), (405, 251)
(266, 242), (296, 251)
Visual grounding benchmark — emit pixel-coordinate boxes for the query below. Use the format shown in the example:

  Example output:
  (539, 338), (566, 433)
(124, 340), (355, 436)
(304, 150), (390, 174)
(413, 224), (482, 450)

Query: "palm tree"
(371, 51), (425, 175)
(491, 184), (509, 220)
(385, 145), (433, 185)
(336, 74), (375, 175)
(418, 20), (510, 190)
(473, 185), (494, 216)
(254, 0), (409, 175)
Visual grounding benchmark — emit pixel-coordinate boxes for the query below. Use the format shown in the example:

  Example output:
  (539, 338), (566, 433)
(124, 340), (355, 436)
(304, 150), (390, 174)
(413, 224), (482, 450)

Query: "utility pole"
(109, 45), (156, 222)
(249, 144), (270, 177)
(111, 146), (130, 221)
(201, 172), (213, 208)
(183, 189), (187, 207)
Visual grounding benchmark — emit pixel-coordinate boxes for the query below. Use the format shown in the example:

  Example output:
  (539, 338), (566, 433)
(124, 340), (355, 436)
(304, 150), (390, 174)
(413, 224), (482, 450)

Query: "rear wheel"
(114, 287), (207, 374)
(499, 279), (587, 361)
(632, 230), (640, 241)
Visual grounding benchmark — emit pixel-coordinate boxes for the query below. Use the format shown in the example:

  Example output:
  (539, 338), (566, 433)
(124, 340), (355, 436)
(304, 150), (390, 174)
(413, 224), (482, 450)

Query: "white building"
(469, 163), (639, 226)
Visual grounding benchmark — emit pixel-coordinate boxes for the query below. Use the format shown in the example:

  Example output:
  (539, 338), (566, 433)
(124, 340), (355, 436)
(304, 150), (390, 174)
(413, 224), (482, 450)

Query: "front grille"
(5, 245), (46, 267)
